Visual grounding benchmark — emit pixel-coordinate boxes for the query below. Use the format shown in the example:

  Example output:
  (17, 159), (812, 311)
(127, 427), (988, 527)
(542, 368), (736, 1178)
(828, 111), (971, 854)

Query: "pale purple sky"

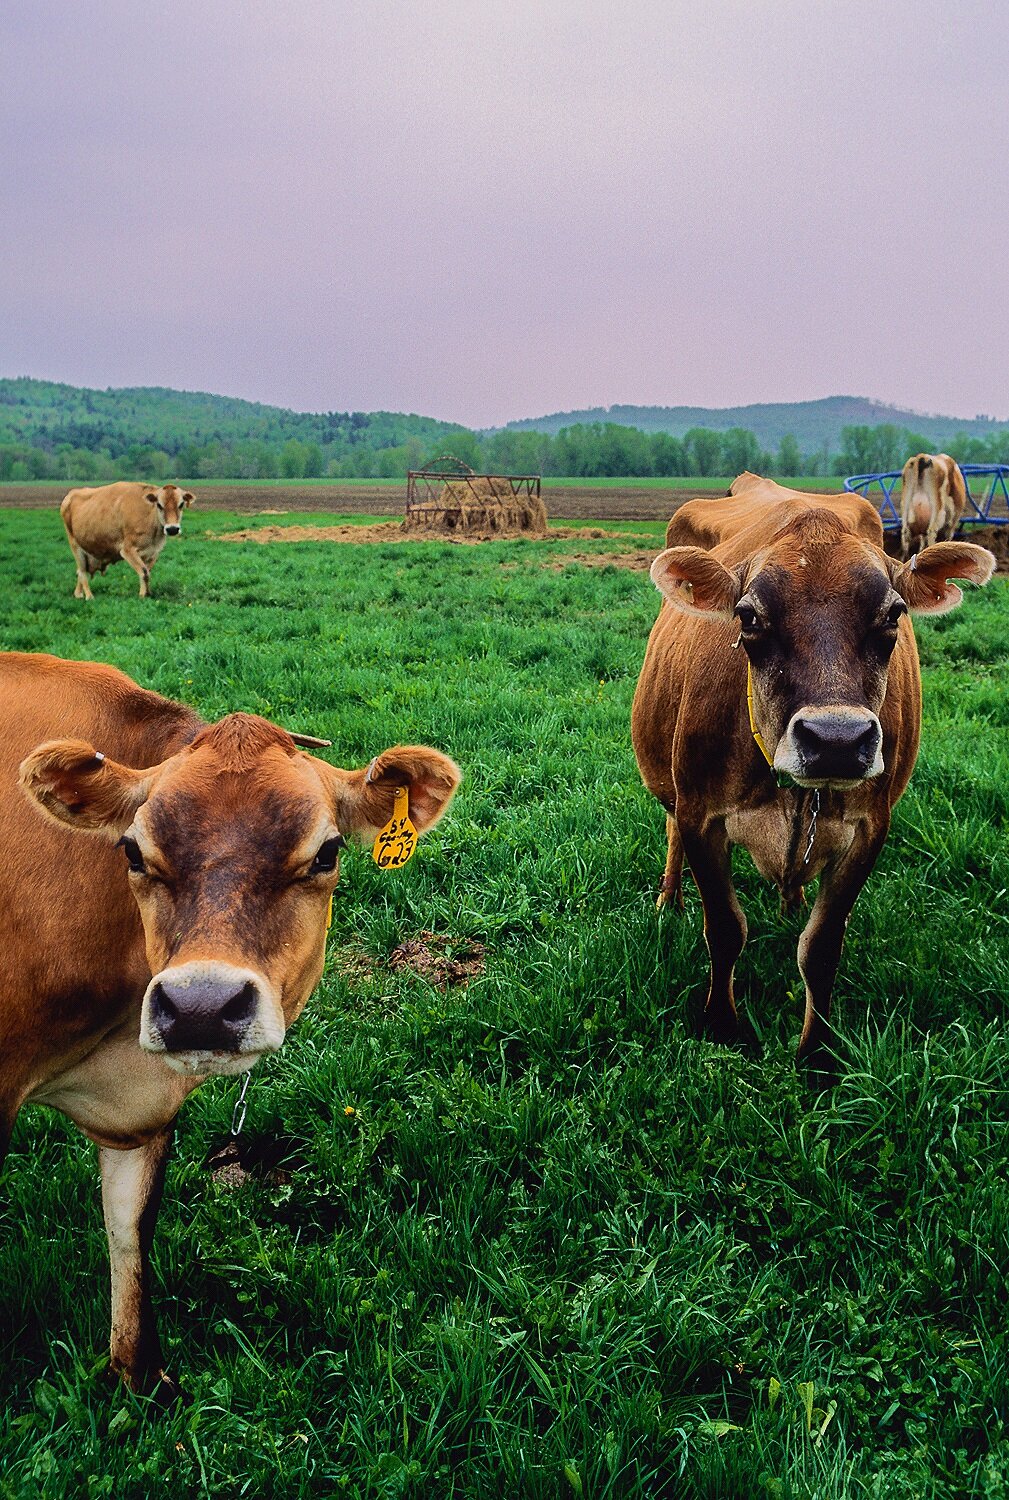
(4, 1), (1007, 428)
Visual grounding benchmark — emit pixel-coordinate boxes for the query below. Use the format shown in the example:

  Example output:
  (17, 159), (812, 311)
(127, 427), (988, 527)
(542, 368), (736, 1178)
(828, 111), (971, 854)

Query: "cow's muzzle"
(140, 960), (284, 1075)
(778, 709), (883, 786)
(164, 524), (181, 536)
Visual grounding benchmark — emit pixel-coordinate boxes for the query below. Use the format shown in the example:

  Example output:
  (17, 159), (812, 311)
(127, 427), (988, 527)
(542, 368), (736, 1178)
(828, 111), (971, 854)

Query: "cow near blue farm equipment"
(900, 453), (967, 559)
(632, 476), (994, 1074)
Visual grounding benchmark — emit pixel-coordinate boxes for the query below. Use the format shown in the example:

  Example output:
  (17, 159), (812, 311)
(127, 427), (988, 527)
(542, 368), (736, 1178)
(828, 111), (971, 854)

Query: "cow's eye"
(309, 836), (344, 875)
(118, 836), (147, 875)
(735, 603), (762, 634)
(881, 600), (907, 630)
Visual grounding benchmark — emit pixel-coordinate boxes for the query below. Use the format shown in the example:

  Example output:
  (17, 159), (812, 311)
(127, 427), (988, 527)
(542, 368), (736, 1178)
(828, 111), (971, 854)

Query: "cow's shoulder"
(667, 479), (882, 554)
(0, 652), (201, 766)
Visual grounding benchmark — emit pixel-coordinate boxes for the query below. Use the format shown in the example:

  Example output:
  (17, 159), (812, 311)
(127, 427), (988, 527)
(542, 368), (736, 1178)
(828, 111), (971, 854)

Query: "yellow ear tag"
(372, 786), (418, 869)
(326, 894), (334, 930)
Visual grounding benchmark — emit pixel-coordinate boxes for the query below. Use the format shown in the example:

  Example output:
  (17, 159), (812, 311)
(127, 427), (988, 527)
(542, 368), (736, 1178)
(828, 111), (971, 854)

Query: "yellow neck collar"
(746, 661), (775, 768)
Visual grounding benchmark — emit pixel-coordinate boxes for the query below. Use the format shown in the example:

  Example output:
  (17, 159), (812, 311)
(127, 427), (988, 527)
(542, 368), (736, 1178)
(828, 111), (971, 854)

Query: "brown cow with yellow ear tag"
(2, 649), (460, 1396)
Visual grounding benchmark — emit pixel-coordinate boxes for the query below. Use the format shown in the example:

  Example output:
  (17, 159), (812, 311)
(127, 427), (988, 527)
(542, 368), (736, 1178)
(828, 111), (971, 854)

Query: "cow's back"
(666, 476), (883, 551)
(60, 482), (153, 556)
(0, 654), (200, 1094)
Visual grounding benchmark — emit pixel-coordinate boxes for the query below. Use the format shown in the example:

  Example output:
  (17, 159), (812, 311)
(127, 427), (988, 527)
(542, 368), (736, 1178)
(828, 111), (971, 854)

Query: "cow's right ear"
(316, 746), (462, 843)
(144, 490), (159, 505)
(19, 740), (152, 837)
(650, 547), (742, 619)
(891, 542), (996, 615)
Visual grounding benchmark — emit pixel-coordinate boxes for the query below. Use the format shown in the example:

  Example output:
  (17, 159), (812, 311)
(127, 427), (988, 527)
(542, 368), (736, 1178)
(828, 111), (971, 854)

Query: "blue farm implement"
(844, 464), (1009, 531)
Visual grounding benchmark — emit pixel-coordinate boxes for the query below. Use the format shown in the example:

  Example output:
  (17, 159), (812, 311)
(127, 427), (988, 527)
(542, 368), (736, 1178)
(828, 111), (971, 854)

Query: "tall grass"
(0, 509), (1007, 1497)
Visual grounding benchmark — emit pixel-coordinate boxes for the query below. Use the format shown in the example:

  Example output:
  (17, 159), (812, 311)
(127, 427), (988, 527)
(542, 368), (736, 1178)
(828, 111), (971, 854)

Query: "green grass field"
(1, 509), (1008, 1498)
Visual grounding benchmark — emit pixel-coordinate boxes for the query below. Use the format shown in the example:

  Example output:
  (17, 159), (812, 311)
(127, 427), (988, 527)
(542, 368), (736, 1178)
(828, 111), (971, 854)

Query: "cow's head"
(651, 511), (995, 788)
(20, 715), (460, 1076)
(146, 484), (195, 536)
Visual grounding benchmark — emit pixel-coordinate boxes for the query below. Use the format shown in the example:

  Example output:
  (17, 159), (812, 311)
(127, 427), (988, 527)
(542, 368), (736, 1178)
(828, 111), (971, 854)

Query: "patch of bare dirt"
(217, 521), (406, 544)
(386, 931), (487, 988)
(214, 522), (657, 547)
(543, 550), (656, 572)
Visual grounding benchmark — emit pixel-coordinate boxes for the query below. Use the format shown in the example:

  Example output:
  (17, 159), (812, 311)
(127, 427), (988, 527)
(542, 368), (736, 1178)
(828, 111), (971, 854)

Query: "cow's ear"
(144, 490), (159, 505)
(650, 546), (742, 619)
(320, 746), (462, 842)
(19, 740), (152, 837)
(182, 491), (195, 507)
(892, 542), (996, 615)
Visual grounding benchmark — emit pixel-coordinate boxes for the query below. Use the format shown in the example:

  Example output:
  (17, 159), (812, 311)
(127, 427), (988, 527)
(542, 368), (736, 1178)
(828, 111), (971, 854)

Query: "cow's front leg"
(121, 544), (152, 598)
(796, 821), (888, 1076)
(679, 818), (746, 1042)
(99, 1125), (179, 1397)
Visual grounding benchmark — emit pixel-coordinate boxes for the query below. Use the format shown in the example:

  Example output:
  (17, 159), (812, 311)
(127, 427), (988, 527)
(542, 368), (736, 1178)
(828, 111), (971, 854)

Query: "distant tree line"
(3, 379), (1009, 481)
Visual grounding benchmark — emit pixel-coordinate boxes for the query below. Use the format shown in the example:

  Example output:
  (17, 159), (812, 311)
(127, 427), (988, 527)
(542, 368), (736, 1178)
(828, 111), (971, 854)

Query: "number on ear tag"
(372, 786), (418, 869)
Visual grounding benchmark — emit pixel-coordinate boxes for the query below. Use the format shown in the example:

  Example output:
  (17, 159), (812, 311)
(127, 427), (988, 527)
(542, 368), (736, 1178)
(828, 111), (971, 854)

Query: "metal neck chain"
(803, 789), (821, 866)
(230, 1071), (252, 1136)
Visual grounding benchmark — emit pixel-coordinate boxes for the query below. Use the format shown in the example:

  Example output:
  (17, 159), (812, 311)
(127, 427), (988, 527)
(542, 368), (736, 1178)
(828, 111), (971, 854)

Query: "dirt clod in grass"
(386, 931), (486, 988)
(205, 1134), (304, 1190)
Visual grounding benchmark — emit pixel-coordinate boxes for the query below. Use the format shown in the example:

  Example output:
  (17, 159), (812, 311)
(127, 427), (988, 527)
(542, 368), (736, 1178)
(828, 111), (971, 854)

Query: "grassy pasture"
(0, 507), (1008, 1497)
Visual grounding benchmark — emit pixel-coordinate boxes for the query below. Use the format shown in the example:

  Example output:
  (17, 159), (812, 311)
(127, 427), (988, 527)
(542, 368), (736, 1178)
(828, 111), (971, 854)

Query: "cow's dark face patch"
(127, 715), (343, 1074)
(739, 514), (908, 786)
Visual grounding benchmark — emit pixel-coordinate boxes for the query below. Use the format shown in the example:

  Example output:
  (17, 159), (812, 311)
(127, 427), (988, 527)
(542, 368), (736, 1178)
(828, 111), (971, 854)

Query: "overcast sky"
(4, 1), (1006, 427)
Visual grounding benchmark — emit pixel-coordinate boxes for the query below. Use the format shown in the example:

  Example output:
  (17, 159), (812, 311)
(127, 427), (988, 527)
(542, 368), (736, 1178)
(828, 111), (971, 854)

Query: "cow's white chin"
(787, 765), (884, 791)
(157, 1049), (268, 1078)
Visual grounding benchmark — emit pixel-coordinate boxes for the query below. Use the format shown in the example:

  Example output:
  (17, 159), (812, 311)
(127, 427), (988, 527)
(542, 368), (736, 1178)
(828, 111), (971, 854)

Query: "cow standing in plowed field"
(633, 476), (994, 1072)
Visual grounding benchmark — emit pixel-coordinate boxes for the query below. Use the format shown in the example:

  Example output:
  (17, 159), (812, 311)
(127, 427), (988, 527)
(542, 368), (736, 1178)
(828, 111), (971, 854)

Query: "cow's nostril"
(148, 982), (178, 1026)
(220, 981), (257, 1025)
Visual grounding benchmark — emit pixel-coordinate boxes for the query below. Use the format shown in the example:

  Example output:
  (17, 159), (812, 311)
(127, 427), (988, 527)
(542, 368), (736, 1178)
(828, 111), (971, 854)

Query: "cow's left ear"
(19, 740), (153, 837)
(650, 546), (742, 619)
(182, 491), (195, 507)
(891, 542), (996, 615)
(320, 746), (462, 842)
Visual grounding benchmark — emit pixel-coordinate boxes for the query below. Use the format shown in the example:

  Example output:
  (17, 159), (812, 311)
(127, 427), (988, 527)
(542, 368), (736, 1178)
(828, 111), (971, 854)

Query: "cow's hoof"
(148, 1369), (189, 1410)
(106, 1361), (189, 1409)
(797, 1045), (840, 1091)
(701, 1008), (739, 1046)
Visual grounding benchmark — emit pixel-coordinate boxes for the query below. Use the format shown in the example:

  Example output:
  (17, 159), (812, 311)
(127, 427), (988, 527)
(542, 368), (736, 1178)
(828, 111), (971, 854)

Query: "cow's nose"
(165, 524), (181, 535)
(147, 972), (261, 1051)
(792, 713), (881, 781)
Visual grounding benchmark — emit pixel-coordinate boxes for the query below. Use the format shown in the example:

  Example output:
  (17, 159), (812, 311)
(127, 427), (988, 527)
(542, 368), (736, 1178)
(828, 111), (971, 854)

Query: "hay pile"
(404, 476), (547, 538)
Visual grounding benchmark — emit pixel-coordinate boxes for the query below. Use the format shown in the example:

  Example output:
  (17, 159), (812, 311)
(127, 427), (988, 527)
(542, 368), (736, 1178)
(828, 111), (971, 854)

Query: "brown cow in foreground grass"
(60, 482), (195, 598)
(633, 476), (994, 1073)
(900, 452), (967, 559)
(0, 652), (460, 1396)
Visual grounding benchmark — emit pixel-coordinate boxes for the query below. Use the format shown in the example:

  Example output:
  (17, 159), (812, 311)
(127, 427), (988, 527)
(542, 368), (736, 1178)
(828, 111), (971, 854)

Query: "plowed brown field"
(0, 482), (717, 521)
